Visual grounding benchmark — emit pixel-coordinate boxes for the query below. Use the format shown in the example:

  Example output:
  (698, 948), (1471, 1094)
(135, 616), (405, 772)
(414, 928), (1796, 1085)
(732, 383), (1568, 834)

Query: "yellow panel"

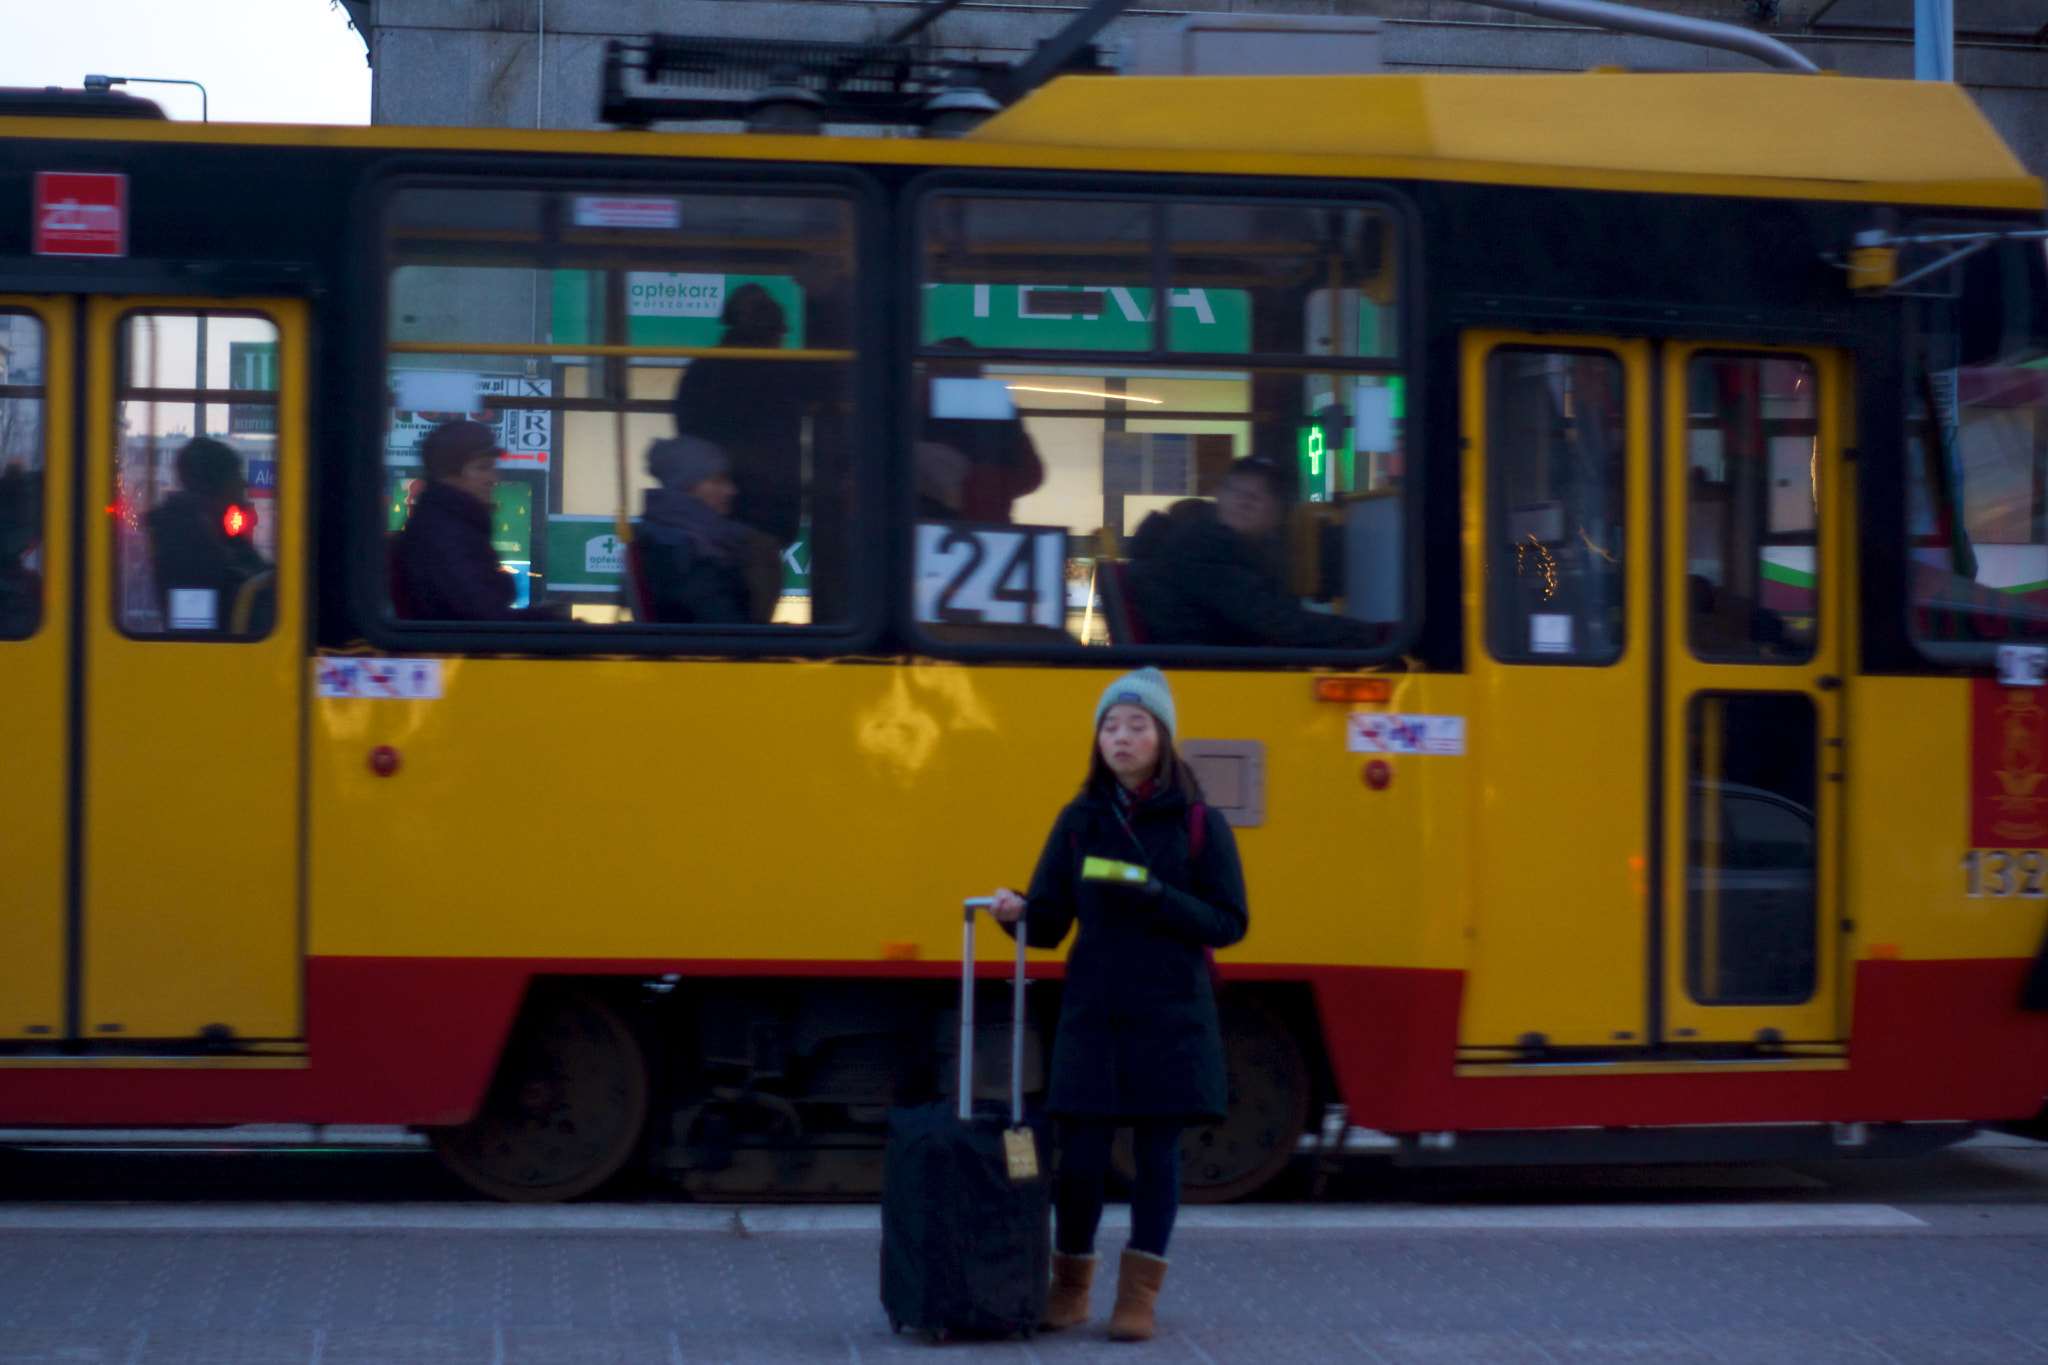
(1848, 677), (2048, 962)
(0, 298), (71, 1040)
(307, 664), (1472, 974)
(79, 297), (306, 1041)
(1659, 343), (1846, 1045)
(1456, 333), (1654, 1049)
(967, 73), (2039, 205)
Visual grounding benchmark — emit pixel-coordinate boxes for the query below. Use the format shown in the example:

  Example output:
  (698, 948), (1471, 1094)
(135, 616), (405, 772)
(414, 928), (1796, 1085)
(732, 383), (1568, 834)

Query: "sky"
(1, 0), (370, 124)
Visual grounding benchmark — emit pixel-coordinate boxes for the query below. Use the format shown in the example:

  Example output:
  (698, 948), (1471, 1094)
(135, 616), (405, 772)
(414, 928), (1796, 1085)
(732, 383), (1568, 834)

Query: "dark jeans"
(1053, 1117), (1184, 1259)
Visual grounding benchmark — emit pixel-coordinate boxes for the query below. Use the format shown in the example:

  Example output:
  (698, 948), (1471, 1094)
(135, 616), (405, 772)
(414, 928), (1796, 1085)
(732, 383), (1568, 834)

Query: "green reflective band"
(1080, 856), (1148, 884)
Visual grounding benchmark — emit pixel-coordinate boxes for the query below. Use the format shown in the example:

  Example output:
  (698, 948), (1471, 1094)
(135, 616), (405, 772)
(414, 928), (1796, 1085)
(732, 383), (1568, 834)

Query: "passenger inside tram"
(0, 466), (40, 639)
(637, 436), (757, 625)
(146, 436), (272, 636)
(393, 419), (561, 622)
(1128, 457), (1386, 649)
(670, 283), (820, 552)
(922, 341), (1044, 524)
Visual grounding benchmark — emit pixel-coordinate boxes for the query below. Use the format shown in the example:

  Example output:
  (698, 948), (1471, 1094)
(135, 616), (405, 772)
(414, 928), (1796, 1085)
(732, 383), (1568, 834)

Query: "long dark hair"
(1083, 714), (1205, 803)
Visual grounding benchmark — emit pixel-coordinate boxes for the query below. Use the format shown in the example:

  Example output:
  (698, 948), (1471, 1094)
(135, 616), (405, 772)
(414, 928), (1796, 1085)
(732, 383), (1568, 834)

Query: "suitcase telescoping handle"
(959, 897), (1027, 1126)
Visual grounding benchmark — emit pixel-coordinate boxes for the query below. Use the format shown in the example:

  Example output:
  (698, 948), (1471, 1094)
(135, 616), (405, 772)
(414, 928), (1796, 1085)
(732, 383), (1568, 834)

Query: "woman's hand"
(990, 888), (1026, 923)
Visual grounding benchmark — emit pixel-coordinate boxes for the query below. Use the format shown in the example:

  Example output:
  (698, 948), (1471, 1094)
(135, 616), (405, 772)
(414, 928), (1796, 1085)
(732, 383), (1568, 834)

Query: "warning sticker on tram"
(914, 522), (1067, 630)
(315, 657), (444, 700)
(1347, 713), (1465, 756)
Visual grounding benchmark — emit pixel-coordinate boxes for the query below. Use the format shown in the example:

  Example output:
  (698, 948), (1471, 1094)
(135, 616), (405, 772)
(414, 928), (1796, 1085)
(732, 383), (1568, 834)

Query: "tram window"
(1906, 315), (2048, 655)
(1685, 693), (1819, 1006)
(1684, 354), (1817, 663)
(1483, 348), (1626, 665)
(913, 191), (1405, 655)
(113, 312), (280, 641)
(0, 311), (45, 640)
(382, 185), (858, 630)
(1168, 203), (1397, 360)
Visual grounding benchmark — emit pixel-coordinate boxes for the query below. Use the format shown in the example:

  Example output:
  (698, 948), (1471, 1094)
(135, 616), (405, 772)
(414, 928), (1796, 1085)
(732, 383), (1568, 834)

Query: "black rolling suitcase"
(881, 897), (1050, 1340)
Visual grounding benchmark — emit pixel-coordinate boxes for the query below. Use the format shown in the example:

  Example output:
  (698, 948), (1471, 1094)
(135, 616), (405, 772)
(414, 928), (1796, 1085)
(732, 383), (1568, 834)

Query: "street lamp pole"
(83, 74), (209, 121)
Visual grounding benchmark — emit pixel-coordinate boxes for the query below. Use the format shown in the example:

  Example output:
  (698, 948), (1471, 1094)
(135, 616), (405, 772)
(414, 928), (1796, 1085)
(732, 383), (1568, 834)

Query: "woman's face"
(1216, 473), (1283, 537)
(1098, 704), (1161, 789)
(688, 471), (738, 518)
(443, 454), (498, 505)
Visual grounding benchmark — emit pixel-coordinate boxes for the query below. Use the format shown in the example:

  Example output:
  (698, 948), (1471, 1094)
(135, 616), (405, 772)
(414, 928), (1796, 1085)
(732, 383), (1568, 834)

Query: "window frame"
(348, 157), (889, 658)
(1682, 347), (1822, 668)
(110, 305), (285, 645)
(0, 306), (49, 643)
(1481, 342), (1630, 670)
(898, 169), (1422, 669)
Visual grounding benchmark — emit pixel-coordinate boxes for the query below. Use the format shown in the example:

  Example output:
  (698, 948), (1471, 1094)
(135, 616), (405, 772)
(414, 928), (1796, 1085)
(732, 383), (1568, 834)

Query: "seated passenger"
(925, 340), (1044, 523)
(638, 436), (752, 626)
(146, 437), (270, 634)
(1128, 456), (1383, 650)
(393, 419), (542, 623)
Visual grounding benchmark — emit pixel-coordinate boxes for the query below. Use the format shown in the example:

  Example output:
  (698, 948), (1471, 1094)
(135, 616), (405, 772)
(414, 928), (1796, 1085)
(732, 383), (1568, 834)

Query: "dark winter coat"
(393, 480), (522, 622)
(637, 530), (751, 625)
(1005, 782), (1249, 1121)
(145, 491), (270, 629)
(1127, 503), (1383, 649)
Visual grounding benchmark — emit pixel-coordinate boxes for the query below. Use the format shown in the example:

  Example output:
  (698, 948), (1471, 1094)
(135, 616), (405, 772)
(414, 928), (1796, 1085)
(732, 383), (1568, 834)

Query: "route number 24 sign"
(913, 522), (1067, 631)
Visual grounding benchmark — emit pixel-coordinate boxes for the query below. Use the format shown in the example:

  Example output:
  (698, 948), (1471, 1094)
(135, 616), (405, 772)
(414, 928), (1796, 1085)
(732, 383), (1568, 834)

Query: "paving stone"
(0, 1329), (144, 1364)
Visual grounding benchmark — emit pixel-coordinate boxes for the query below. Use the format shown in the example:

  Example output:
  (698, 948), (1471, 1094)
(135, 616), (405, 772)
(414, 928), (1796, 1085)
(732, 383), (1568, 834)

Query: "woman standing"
(990, 667), (1249, 1343)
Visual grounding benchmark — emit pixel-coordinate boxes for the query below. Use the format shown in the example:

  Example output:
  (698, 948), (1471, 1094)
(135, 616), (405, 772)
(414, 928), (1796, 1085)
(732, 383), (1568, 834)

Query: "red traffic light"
(222, 504), (256, 537)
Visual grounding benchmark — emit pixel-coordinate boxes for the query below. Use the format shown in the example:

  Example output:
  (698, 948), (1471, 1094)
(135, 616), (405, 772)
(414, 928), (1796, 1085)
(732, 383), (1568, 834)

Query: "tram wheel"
(1113, 992), (1311, 1204)
(430, 987), (650, 1203)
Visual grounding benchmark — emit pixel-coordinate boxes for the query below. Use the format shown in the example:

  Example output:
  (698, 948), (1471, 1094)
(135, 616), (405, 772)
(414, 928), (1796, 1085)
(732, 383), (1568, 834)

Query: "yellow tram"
(2, 61), (2046, 1200)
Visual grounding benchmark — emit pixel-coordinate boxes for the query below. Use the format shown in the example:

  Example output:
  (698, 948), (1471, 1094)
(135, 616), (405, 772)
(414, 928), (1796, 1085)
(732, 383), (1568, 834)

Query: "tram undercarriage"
(428, 978), (1320, 1204)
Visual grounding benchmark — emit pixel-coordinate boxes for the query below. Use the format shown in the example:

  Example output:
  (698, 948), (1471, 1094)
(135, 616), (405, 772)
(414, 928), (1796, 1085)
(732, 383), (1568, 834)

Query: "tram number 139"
(913, 521), (1068, 631)
(1961, 849), (2048, 898)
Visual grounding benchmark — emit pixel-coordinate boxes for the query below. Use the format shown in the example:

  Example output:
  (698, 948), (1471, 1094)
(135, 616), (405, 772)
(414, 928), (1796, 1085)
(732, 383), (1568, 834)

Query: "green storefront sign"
(550, 272), (807, 348)
(921, 284), (1249, 353)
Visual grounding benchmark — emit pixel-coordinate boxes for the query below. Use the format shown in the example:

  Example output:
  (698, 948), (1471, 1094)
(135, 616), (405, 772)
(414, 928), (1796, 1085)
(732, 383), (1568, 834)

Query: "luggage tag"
(1080, 856), (1148, 885)
(1003, 1126), (1040, 1181)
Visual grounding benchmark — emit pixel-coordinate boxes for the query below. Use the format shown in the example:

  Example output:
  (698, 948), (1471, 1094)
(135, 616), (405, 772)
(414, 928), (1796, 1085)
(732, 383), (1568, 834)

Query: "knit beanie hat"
(646, 435), (730, 492)
(419, 419), (503, 480)
(1094, 666), (1176, 737)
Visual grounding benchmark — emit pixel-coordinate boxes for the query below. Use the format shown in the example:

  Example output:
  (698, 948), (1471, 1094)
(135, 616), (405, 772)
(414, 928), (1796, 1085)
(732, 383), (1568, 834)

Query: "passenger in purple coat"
(393, 420), (539, 622)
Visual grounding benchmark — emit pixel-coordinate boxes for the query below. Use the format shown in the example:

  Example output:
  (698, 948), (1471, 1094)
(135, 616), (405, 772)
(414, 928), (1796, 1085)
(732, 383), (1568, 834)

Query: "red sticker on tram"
(32, 172), (128, 257)
(1971, 678), (2048, 848)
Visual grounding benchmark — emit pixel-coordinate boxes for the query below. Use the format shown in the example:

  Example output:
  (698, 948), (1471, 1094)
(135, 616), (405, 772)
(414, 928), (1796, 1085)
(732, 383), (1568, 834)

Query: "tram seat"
(1099, 558), (1150, 646)
(229, 570), (275, 635)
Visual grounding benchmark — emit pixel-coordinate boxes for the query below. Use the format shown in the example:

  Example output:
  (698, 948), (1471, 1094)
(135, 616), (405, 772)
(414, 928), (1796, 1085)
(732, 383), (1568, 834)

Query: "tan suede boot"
(1041, 1253), (1095, 1330)
(1106, 1249), (1168, 1342)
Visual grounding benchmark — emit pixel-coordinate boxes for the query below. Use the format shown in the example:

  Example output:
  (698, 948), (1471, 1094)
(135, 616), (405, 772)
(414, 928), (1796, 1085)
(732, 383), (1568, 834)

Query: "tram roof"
(0, 70), (2036, 212)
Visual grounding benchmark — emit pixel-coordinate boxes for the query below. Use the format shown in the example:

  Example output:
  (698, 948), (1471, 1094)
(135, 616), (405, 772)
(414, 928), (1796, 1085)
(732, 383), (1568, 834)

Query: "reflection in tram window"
(113, 313), (279, 640)
(381, 186), (857, 629)
(1907, 316), (2048, 654)
(914, 193), (1403, 652)
(1686, 693), (1819, 1006)
(1484, 348), (1626, 665)
(0, 312), (45, 640)
(1685, 354), (1818, 662)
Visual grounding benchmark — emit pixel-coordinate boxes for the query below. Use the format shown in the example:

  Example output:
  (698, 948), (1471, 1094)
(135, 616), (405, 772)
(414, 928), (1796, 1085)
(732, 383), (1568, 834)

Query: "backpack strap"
(1188, 802), (1207, 859)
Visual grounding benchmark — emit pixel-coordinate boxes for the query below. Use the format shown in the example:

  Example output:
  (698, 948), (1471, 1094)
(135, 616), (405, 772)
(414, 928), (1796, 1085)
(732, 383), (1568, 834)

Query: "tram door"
(1657, 345), (1844, 1046)
(0, 299), (72, 1042)
(1457, 334), (1846, 1053)
(0, 296), (306, 1044)
(1459, 336), (1656, 1050)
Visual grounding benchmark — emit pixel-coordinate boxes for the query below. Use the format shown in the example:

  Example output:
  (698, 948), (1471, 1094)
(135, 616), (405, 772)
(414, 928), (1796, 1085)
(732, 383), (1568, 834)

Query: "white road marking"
(0, 1202), (1927, 1233)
